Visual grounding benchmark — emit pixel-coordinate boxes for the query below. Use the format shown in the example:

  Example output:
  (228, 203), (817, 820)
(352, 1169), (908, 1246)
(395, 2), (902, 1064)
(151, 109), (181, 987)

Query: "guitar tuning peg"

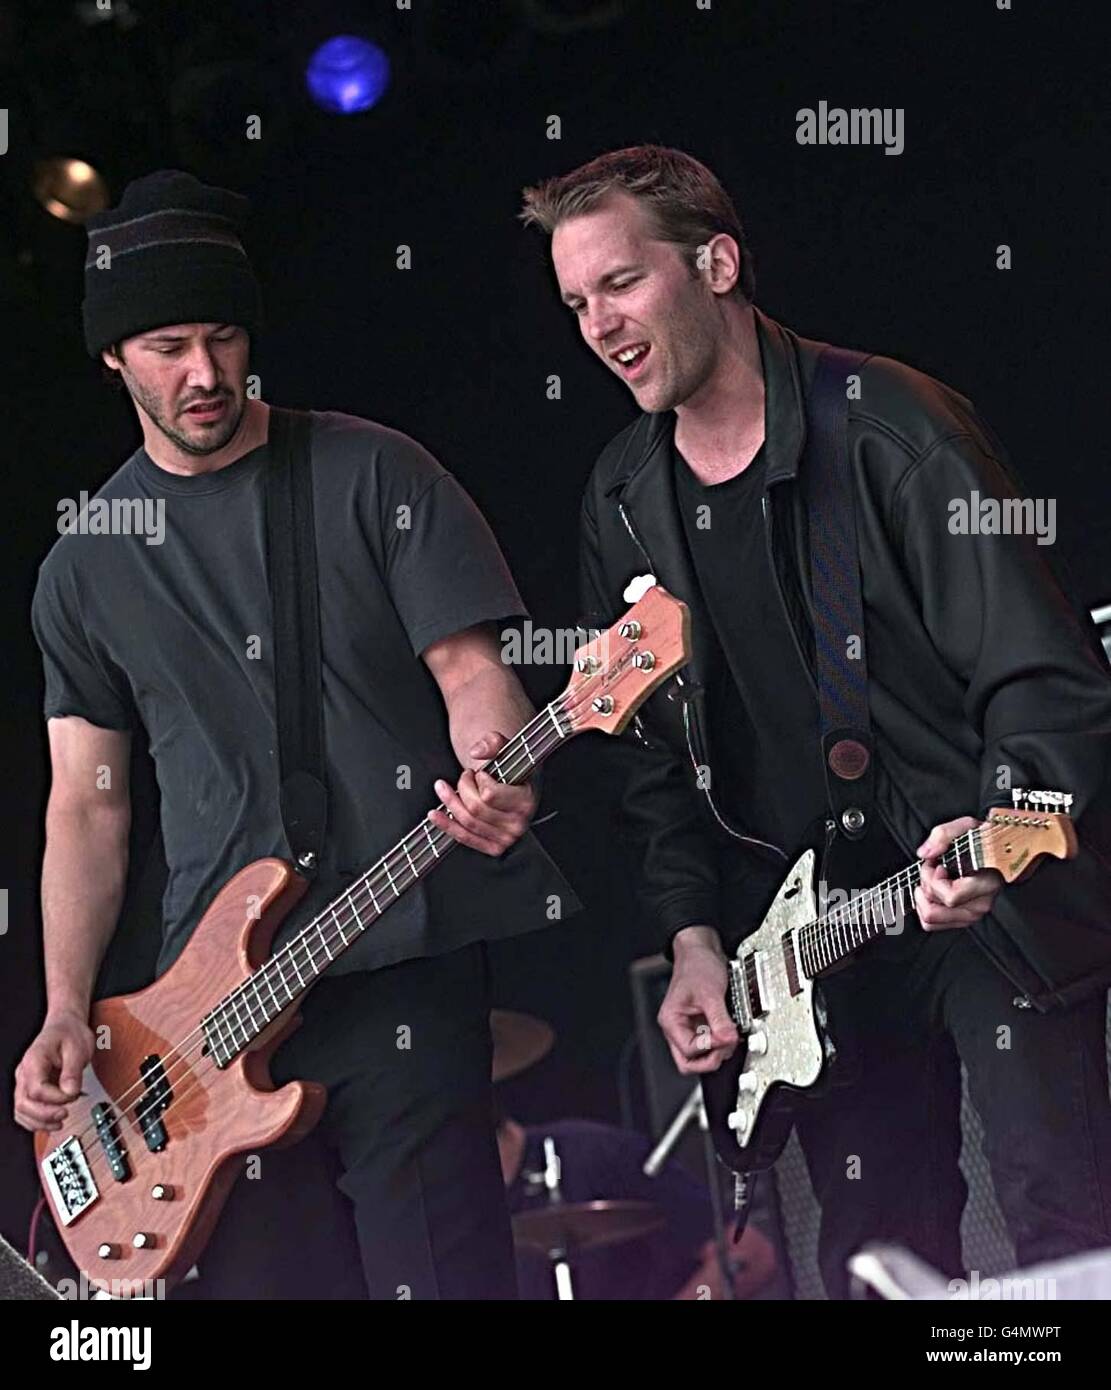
(1063, 793), (1074, 813)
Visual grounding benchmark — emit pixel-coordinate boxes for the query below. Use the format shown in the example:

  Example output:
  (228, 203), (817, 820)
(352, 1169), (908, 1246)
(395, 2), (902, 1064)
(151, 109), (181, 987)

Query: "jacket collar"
(597, 309), (811, 692)
(601, 307), (809, 501)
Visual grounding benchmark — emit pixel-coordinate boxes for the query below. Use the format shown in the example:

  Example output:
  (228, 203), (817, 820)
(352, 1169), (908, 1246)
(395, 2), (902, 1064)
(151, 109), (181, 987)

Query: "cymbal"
(490, 1009), (555, 1082)
(512, 1200), (665, 1255)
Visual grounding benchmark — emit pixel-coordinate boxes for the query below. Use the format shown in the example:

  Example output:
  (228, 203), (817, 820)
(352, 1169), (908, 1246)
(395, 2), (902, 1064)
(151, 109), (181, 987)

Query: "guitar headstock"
(558, 586), (691, 737)
(980, 790), (1078, 883)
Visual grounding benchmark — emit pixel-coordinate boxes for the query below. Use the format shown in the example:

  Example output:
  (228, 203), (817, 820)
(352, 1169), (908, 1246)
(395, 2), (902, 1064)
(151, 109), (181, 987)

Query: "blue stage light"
(306, 36), (390, 115)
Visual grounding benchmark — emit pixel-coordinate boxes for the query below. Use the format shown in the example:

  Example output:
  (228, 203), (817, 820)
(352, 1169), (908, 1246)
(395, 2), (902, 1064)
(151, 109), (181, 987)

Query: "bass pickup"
(91, 1101), (129, 1181)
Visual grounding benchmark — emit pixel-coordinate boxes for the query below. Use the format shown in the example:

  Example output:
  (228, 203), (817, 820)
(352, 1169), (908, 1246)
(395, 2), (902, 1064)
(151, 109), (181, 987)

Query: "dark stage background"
(1, 0), (1108, 1272)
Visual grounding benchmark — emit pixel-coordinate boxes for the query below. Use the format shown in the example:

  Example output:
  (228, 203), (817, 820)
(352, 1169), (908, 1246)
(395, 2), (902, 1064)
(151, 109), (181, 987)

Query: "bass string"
(63, 715), (570, 1180)
(59, 656), (632, 1179)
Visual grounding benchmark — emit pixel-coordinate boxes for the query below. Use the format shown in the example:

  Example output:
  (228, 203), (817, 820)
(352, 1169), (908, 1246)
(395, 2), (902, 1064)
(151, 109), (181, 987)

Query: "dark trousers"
(793, 926), (1111, 1299)
(172, 942), (517, 1300)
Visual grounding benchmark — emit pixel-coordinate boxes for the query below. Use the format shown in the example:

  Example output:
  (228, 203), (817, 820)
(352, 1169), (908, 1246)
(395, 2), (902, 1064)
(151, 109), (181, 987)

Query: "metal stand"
(643, 1082), (744, 1299)
(524, 1136), (576, 1301)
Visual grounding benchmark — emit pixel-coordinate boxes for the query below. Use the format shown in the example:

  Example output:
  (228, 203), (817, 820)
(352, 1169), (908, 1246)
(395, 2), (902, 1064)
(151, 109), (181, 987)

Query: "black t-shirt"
(672, 433), (919, 955)
(32, 409), (578, 979)
(673, 442), (828, 855)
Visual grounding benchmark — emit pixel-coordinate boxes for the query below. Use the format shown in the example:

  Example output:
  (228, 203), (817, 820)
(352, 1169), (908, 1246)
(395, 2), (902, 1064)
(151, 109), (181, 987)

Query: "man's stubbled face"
(110, 323), (249, 456)
(552, 191), (724, 414)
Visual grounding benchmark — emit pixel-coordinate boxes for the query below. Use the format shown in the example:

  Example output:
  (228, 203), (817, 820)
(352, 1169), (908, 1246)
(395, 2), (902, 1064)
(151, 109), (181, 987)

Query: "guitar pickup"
(751, 949), (772, 1015)
(728, 958), (753, 1031)
(91, 1101), (129, 1182)
(136, 1055), (173, 1153)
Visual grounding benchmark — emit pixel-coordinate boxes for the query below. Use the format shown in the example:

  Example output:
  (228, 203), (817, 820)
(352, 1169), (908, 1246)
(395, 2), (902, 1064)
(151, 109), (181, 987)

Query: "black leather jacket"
(579, 309), (1111, 1011)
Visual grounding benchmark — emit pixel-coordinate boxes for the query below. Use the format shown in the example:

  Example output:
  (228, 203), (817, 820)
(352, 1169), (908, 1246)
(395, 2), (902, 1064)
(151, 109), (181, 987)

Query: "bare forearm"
(41, 803), (130, 1020)
(443, 665), (535, 772)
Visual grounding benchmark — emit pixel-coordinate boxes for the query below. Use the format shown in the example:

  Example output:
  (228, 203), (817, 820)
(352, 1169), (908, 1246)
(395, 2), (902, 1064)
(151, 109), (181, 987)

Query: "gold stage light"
(31, 157), (110, 225)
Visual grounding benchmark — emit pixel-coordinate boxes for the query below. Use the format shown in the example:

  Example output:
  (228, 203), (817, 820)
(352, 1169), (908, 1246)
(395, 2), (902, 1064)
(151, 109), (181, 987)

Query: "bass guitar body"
(34, 858), (324, 1290)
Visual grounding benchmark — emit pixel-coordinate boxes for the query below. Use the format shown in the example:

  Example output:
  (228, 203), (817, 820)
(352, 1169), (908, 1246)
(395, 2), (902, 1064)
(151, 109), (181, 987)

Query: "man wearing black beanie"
(15, 170), (579, 1299)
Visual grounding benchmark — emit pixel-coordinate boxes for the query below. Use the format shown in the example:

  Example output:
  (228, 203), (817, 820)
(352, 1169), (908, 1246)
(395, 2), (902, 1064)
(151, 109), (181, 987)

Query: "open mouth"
(184, 399), (227, 421)
(612, 343), (650, 379)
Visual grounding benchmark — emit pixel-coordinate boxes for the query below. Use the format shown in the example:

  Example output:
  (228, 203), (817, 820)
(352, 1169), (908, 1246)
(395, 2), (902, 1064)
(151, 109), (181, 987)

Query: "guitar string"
(793, 817), (1049, 966)
(739, 821), (1027, 1004)
(50, 633), (1051, 1180)
(735, 832), (977, 1011)
(50, 666), (623, 1182)
(55, 699), (573, 1181)
(732, 817), (1056, 1012)
(796, 835), (973, 957)
(69, 806), (1037, 1199)
(739, 828), (956, 1006)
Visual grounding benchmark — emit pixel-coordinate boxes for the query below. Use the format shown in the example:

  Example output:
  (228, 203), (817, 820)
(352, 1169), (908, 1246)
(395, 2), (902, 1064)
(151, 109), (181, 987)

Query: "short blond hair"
(520, 144), (755, 301)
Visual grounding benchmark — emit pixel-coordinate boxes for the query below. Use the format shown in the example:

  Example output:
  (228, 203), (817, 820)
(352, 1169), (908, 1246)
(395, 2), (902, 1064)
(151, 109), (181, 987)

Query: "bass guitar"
(35, 585), (691, 1292)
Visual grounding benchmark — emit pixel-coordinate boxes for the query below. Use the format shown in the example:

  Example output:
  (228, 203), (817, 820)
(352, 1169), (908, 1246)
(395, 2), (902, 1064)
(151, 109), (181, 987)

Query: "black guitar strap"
(264, 406), (328, 877)
(729, 348), (874, 1237)
(799, 346), (874, 843)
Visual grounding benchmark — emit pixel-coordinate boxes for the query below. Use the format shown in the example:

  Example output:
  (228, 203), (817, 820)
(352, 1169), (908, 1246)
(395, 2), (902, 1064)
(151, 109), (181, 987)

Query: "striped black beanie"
(82, 170), (262, 357)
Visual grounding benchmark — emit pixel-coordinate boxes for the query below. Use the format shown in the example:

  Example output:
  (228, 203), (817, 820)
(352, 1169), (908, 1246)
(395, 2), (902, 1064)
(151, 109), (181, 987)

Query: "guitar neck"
(796, 827), (983, 978)
(206, 697), (573, 1047)
(199, 583), (693, 1062)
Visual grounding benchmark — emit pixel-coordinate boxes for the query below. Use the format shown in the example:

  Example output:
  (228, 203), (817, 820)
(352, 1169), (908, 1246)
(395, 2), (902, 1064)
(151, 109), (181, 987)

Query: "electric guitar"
(700, 791), (1078, 1175)
(35, 586), (691, 1293)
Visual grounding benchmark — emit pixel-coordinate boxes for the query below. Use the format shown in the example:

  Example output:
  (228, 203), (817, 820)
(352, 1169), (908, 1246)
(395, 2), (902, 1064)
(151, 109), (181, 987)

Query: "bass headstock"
(558, 585), (691, 738)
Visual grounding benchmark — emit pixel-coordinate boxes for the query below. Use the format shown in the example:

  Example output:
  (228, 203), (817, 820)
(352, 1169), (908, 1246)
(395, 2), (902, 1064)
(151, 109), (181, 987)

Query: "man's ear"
(101, 347), (120, 372)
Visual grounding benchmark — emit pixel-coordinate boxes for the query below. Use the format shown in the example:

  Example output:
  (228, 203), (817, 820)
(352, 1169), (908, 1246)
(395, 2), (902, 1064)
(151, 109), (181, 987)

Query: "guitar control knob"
(591, 696), (614, 714)
(97, 1243), (118, 1260)
(151, 1184), (174, 1201)
(727, 1108), (750, 1134)
(632, 651), (656, 670)
(619, 621), (642, 640)
(132, 1232), (154, 1249)
(747, 1030), (768, 1057)
(738, 1072), (758, 1094)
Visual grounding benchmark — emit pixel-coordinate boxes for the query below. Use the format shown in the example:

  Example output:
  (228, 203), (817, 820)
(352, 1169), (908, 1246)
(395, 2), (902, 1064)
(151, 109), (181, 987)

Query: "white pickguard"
(725, 849), (828, 1150)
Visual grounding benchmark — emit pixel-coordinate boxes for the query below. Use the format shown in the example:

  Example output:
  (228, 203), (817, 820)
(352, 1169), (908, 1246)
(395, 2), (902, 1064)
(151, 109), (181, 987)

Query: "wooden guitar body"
(34, 857), (326, 1291)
